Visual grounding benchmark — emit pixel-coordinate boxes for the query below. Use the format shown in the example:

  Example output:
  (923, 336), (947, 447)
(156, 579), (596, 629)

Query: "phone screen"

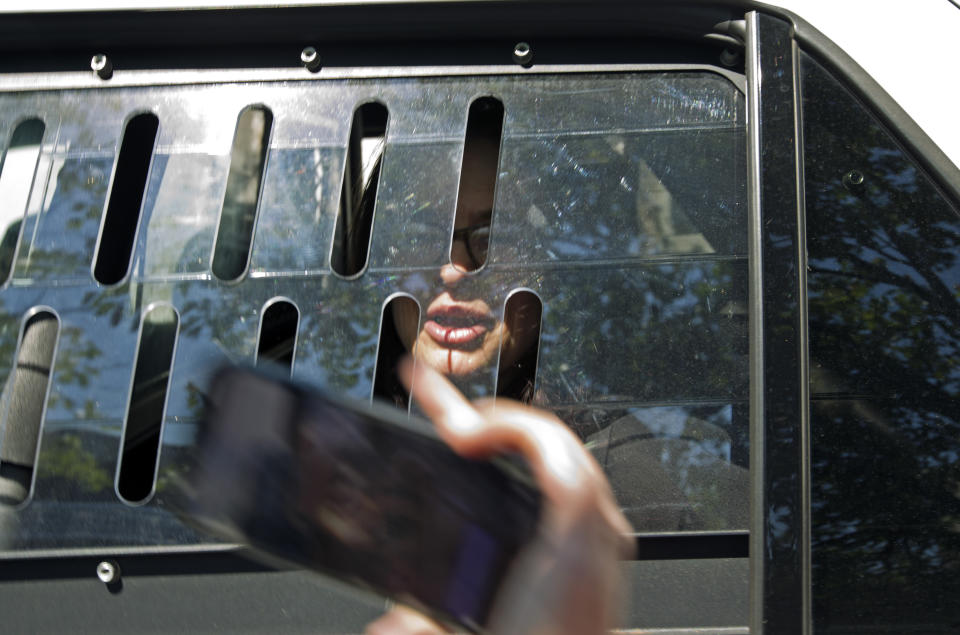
(179, 366), (541, 631)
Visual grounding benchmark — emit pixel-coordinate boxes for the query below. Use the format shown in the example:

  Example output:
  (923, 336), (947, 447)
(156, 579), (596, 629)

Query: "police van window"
(0, 69), (746, 554)
(800, 52), (960, 632)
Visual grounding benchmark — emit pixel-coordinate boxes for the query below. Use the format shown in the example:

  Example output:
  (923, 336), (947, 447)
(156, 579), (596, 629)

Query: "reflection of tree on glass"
(341, 97), (749, 534)
(801, 52), (960, 631)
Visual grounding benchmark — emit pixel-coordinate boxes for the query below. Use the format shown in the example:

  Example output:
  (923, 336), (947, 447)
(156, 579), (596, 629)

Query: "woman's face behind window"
(392, 208), (503, 377)
(392, 135), (535, 379)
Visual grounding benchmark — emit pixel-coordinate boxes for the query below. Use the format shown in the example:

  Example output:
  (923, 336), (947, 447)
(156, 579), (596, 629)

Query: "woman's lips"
(423, 320), (487, 346)
(423, 306), (493, 348)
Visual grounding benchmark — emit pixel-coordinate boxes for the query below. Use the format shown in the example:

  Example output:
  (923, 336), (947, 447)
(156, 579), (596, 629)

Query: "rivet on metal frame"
(96, 560), (120, 585)
(300, 46), (322, 73)
(91, 54), (113, 80)
(512, 42), (534, 67)
(842, 169), (866, 193)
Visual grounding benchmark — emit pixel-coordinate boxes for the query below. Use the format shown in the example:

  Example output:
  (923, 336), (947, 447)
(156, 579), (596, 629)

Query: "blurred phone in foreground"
(172, 365), (542, 633)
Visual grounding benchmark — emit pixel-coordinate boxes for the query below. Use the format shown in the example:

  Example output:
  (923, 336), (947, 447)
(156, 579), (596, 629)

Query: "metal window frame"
(745, 10), (809, 635)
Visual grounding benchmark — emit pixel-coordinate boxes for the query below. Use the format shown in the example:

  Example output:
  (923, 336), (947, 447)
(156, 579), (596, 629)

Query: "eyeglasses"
(452, 221), (491, 267)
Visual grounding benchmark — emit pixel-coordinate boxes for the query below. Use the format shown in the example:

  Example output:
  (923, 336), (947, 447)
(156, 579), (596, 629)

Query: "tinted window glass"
(801, 52), (960, 631)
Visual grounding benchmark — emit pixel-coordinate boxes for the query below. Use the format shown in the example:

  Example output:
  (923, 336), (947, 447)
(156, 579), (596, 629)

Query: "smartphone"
(172, 365), (542, 633)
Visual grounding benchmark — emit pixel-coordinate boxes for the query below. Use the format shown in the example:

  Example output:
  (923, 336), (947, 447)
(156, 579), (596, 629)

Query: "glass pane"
(15, 156), (113, 282)
(533, 262), (747, 405)
(136, 153), (228, 278)
(586, 403), (749, 531)
(801, 52), (960, 631)
(366, 142), (461, 270)
(0, 69), (747, 553)
(249, 147), (343, 275)
(494, 129), (745, 264)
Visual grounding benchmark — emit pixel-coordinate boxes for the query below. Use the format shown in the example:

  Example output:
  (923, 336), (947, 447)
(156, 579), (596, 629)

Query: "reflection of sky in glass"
(623, 404), (733, 461)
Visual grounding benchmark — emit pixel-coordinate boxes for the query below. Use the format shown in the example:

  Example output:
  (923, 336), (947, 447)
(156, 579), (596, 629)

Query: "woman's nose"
(439, 262), (467, 286)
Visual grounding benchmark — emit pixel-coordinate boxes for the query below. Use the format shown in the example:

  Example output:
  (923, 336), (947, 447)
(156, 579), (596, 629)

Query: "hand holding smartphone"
(175, 364), (541, 632)
(175, 362), (633, 635)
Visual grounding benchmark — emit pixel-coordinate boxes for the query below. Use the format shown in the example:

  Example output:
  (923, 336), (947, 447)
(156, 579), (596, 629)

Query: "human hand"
(365, 361), (634, 635)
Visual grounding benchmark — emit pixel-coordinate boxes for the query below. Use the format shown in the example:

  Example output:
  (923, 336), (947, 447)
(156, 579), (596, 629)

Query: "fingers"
(473, 399), (634, 557)
(400, 359), (634, 552)
(471, 398), (601, 503)
(402, 359), (590, 497)
(393, 358), (635, 634)
(399, 357), (489, 444)
(364, 606), (448, 635)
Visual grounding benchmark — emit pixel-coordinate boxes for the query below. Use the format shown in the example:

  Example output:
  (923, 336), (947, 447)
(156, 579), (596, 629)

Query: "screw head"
(90, 54), (113, 80)
(96, 560), (119, 584)
(842, 169), (865, 191)
(512, 42), (534, 67)
(300, 46), (321, 72)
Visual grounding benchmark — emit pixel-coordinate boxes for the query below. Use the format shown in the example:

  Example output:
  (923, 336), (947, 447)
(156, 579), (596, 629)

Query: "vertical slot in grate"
(373, 295), (419, 409)
(256, 299), (299, 375)
(0, 310), (59, 506)
(94, 112), (159, 285)
(332, 101), (388, 277)
(451, 96), (503, 272)
(117, 304), (178, 504)
(495, 290), (542, 403)
(213, 105), (273, 281)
